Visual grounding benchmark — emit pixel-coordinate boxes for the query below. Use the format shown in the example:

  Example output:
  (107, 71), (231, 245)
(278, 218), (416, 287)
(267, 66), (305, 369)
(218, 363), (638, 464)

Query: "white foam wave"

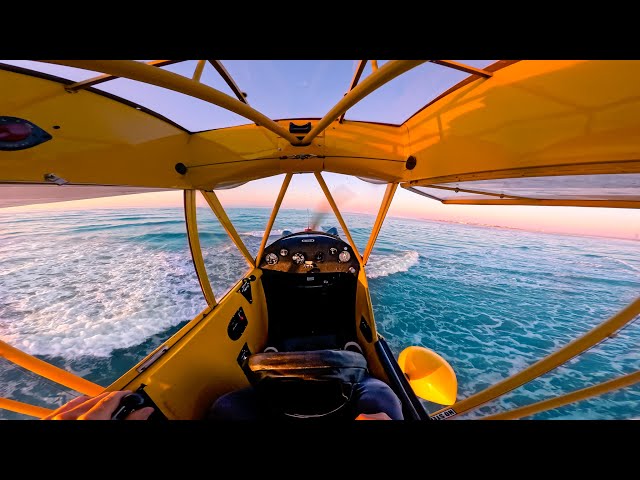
(0, 239), (206, 358)
(612, 258), (640, 274)
(241, 229), (284, 238)
(366, 250), (420, 279)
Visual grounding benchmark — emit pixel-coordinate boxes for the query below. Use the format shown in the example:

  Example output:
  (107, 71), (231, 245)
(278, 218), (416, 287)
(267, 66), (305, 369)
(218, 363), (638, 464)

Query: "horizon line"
(2, 203), (638, 244)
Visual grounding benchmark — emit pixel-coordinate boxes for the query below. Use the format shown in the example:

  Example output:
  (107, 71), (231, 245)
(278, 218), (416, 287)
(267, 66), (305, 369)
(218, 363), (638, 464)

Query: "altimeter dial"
(265, 253), (279, 265)
(292, 252), (305, 264)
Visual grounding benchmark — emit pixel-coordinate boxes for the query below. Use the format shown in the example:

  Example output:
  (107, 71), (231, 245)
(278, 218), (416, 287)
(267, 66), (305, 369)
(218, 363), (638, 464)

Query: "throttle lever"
(111, 392), (146, 420)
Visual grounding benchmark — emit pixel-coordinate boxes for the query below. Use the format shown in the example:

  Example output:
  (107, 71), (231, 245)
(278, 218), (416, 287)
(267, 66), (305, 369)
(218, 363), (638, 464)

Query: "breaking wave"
(366, 251), (420, 279)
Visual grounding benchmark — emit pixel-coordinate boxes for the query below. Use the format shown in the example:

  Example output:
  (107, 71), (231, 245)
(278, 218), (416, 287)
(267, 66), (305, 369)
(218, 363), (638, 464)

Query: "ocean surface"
(1, 207), (639, 420)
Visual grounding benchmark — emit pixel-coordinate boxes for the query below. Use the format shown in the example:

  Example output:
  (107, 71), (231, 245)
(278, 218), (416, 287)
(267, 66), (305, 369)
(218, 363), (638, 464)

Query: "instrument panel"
(259, 231), (360, 275)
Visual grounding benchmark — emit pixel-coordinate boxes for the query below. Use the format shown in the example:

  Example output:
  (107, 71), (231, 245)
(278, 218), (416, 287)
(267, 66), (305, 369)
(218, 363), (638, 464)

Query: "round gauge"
(292, 252), (305, 264)
(315, 252), (324, 262)
(280, 248), (289, 257)
(338, 250), (351, 263)
(329, 247), (337, 255)
(265, 253), (279, 265)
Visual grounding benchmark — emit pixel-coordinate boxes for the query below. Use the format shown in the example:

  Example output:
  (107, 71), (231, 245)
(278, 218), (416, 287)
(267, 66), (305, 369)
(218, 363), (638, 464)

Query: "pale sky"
(2, 60), (639, 240)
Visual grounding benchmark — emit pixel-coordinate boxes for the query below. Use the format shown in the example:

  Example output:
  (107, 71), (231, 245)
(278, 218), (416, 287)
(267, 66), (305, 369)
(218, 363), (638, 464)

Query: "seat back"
(245, 349), (369, 419)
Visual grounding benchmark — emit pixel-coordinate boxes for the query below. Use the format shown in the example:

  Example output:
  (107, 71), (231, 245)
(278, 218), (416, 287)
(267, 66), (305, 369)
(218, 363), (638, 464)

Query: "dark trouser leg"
(209, 377), (404, 420)
(352, 377), (404, 420)
(207, 387), (264, 420)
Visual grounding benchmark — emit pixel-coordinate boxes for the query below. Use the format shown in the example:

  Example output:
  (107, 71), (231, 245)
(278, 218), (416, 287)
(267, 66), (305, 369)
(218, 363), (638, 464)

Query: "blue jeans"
(208, 376), (404, 420)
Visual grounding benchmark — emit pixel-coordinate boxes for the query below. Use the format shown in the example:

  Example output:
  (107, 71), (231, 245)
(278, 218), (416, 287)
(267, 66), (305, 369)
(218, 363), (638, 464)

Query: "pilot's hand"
(41, 390), (154, 420)
(355, 412), (392, 420)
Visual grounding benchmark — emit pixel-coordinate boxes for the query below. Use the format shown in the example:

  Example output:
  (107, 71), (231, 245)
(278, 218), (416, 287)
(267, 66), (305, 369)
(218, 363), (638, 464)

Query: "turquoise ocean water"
(1, 207), (639, 420)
